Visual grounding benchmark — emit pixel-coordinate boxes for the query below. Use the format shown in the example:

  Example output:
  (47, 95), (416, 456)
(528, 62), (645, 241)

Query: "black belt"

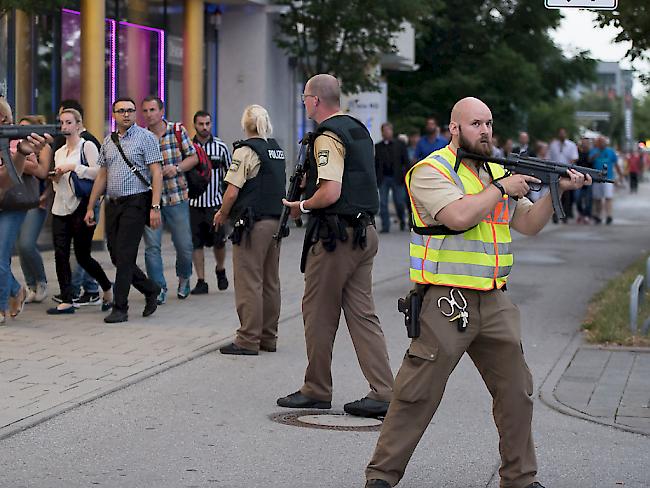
(257, 215), (280, 221)
(107, 191), (150, 204)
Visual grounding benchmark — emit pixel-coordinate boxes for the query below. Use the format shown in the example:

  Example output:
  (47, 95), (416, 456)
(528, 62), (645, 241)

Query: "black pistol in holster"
(398, 285), (428, 338)
(230, 207), (255, 246)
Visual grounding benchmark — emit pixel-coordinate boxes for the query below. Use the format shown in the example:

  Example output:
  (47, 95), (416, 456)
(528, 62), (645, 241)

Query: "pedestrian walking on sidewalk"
(215, 105), (285, 356)
(277, 74), (394, 418)
(189, 110), (232, 295)
(142, 96), (198, 304)
(84, 97), (163, 324)
(46, 108), (113, 315)
(363, 97), (591, 488)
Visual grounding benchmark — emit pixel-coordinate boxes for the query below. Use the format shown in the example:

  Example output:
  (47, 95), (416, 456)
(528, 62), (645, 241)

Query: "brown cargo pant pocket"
(393, 339), (438, 403)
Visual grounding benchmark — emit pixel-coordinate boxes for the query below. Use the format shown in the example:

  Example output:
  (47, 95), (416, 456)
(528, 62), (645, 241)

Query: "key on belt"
(437, 288), (469, 332)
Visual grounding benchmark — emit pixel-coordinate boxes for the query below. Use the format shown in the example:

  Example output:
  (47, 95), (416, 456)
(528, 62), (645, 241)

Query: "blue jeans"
(0, 210), (27, 310)
(576, 186), (592, 218)
(379, 176), (406, 232)
(144, 199), (193, 291)
(71, 203), (101, 295)
(17, 207), (48, 288)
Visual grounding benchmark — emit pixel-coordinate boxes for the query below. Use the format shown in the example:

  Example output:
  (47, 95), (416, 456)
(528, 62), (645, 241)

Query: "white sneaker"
(33, 282), (48, 303)
(24, 288), (37, 304)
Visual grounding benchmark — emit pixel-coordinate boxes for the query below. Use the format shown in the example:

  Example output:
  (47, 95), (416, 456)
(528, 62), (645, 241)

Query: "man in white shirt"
(549, 128), (578, 222)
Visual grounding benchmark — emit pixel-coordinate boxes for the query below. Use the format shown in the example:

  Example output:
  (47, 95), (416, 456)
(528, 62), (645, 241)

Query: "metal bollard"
(629, 274), (645, 334)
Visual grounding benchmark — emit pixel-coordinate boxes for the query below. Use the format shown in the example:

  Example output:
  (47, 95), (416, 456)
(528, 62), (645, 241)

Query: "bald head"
(450, 97), (491, 126)
(306, 74), (341, 108)
(449, 97), (493, 157)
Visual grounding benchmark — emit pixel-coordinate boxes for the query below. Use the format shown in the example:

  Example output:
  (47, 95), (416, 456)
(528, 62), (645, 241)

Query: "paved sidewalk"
(542, 343), (650, 435)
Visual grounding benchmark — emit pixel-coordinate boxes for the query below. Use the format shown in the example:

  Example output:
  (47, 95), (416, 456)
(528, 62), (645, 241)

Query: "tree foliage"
(273, 0), (430, 94)
(386, 1), (596, 140)
(0, 0), (67, 17)
(596, 4), (650, 61)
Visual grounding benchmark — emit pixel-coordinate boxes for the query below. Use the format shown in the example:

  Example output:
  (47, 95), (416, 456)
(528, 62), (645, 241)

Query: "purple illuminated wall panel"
(61, 9), (166, 133)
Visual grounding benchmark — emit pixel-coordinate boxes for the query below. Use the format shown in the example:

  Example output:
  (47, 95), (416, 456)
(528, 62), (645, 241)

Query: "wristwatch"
(151, 204), (161, 211)
(491, 180), (506, 197)
(299, 200), (311, 214)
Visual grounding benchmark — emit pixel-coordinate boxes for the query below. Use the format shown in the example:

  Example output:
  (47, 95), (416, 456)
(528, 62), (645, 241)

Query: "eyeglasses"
(114, 108), (136, 115)
(301, 94), (317, 102)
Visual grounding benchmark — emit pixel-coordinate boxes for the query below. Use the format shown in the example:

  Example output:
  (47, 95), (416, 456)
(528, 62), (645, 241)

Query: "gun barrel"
(456, 148), (614, 184)
(0, 124), (62, 140)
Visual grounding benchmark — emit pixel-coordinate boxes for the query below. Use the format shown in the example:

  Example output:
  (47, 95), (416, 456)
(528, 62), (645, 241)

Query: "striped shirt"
(189, 135), (232, 208)
(98, 124), (162, 199)
(157, 120), (197, 206)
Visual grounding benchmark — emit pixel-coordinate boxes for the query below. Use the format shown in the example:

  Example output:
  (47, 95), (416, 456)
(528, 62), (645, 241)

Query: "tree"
(386, 1), (595, 140)
(273, 0), (430, 94)
(0, 0), (66, 16)
(596, 4), (650, 62)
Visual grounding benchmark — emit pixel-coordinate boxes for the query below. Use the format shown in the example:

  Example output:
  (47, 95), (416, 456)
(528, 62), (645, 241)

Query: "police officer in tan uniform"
(363, 97), (591, 488)
(214, 105), (286, 355)
(277, 74), (394, 417)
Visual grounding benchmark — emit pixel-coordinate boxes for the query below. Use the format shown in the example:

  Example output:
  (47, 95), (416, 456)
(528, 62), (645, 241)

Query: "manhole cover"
(270, 410), (382, 431)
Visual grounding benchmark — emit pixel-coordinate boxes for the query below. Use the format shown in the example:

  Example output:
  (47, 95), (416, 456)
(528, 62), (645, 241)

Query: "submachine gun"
(0, 124), (61, 185)
(456, 148), (615, 220)
(273, 133), (312, 242)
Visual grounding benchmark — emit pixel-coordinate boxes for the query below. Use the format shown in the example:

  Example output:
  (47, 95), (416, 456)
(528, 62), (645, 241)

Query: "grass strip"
(583, 252), (650, 347)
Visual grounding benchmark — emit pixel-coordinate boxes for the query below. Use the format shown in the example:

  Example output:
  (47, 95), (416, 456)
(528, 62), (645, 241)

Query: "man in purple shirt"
(414, 117), (448, 160)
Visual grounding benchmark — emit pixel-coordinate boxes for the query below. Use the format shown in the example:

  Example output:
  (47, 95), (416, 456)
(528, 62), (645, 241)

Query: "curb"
(538, 332), (650, 437)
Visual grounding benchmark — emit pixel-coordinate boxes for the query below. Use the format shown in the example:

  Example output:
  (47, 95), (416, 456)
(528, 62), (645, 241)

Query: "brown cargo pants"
(232, 219), (281, 352)
(366, 285), (538, 488)
(299, 225), (394, 402)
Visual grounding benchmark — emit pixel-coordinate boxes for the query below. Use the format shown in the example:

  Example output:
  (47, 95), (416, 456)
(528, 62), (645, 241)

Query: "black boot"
(276, 391), (331, 409)
(104, 309), (128, 324)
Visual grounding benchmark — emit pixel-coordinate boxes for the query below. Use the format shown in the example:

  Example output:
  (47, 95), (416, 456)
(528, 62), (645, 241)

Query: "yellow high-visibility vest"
(407, 145), (515, 290)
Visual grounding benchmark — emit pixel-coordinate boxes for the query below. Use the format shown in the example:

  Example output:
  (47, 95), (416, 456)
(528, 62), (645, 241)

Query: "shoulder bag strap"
(111, 133), (152, 189)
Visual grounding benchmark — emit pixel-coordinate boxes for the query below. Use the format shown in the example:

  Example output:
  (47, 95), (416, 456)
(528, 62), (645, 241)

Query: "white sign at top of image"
(545, 0), (618, 10)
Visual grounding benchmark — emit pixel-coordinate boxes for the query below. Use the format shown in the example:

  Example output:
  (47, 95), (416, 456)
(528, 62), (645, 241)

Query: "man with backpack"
(141, 96), (198, 304)
(189, 110), (232, 294)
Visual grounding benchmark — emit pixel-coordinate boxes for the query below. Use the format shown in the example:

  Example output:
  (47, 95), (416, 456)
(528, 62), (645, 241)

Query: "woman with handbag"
(47, 108), (112, 315)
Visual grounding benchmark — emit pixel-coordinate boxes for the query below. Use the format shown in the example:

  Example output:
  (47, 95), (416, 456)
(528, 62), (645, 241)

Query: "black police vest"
(304, 115), (378, 216)
(229, 137), (287, 223)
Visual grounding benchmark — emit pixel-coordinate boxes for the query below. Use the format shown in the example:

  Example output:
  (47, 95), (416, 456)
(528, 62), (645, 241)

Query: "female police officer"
(214, 105), (286, 355)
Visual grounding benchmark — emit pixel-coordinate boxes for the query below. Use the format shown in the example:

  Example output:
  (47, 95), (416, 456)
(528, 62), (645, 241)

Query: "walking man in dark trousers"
(84, 97), (163, 323)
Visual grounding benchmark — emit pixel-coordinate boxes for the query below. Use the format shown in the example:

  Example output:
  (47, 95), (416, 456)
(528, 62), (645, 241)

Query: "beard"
(458, 126), (492, 157)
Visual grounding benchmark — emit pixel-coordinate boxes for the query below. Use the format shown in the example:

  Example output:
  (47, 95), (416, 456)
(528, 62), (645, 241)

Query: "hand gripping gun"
(0, 124), (61, 185)
(273, 133), (312, 242)
(456, 148), (615, 220)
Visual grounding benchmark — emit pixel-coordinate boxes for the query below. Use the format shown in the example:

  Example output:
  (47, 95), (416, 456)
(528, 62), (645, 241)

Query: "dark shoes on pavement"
(46, 305), (76, 315)
(219, 342), (258, 356)
(104, 309), (128, 323)
(143, 285), (161, 317)
(277, 391), (331, 409)
(365, 480), (391, 488)
(191, 280), (209, 295)
(344, 397), (390, 418)
(525, 483), (546, 488)
(216, 268), (229, 290)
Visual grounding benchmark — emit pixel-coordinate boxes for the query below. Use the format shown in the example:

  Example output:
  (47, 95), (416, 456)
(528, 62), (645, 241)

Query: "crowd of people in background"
(375, 116), (649, 233)
(1, 94), (649, 324)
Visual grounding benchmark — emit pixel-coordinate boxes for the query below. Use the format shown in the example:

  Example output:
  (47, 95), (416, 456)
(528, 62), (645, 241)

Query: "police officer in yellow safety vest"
(364, 97), (592, 488)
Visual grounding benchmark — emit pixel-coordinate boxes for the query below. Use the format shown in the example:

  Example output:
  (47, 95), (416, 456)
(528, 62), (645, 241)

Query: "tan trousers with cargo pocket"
(366, 285), (538, 488)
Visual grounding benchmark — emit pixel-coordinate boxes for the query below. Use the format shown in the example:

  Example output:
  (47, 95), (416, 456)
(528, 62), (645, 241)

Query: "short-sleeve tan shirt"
(312, 112), (348, 185)
(224, 146), (260, 189)
(409, 160), (533, 226)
